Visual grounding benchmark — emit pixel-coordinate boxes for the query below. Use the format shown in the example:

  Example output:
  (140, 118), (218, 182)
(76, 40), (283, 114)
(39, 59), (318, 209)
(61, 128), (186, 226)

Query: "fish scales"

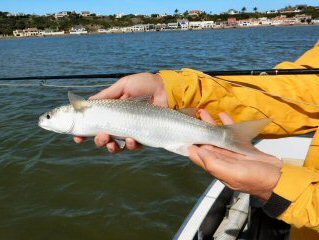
(38, 92), (271, 156)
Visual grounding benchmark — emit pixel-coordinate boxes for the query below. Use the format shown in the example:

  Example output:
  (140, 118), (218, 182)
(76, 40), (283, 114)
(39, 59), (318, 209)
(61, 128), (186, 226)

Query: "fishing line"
(212, 75), (319, 110)
(0, 82), (112, 88)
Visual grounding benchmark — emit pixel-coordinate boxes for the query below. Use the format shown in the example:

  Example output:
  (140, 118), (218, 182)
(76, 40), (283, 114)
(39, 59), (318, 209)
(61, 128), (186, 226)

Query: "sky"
(0, 0), (318, 15)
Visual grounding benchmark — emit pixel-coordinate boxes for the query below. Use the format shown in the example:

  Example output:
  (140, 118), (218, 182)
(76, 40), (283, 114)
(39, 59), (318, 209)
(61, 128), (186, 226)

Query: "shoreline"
(0, 23), (318, 41)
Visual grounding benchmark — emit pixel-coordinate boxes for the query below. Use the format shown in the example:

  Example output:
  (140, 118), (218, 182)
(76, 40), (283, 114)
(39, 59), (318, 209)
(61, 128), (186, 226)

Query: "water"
(0, 26), (318, 240)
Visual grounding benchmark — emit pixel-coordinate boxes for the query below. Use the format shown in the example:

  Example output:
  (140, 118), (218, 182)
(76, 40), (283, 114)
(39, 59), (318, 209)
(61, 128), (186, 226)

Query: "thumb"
(90, 80), (125, 100)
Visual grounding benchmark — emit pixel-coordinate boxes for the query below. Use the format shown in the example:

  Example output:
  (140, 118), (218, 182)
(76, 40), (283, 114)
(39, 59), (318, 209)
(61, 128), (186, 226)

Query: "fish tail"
(225, 118), (272, 156)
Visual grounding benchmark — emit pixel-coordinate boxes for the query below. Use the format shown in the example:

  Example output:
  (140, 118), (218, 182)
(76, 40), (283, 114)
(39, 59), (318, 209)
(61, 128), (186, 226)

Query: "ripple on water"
(0, 26), (318, 240)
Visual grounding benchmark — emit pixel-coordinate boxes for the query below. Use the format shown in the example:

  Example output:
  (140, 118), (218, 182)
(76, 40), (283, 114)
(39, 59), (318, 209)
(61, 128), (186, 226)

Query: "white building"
(40, 29), (65, 36)
(227, 9), (239, 15)
(189, 21), (215, 29)
(108, 27), (121, 33)
(121, 27), (133, 33)
(69, 26), (88, 34)
(55, 11), (69, 18)
(155, 23), (167, 31)
(266, 10), (279, 14)
(116, 13), (126, 19)
(81, 11), (92, 17)
(258, 17), (272, 25)
(97, 28), (108, 33)
(131, 24), (151, 32)
(177, 19), (189, 29)
(188, 10), (204, 16)
(167, 23), (179, 29)
(13, 28), (42, 37)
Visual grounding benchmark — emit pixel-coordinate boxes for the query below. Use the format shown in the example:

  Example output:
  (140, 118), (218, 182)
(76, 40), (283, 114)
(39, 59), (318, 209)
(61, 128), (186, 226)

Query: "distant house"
(189, 21), (202, 29)
(97, 28), (108, 33)
(13, 28), (42, 37)
(227, 9), (239, 15)
(189, 21), (215, 29)
(12, 29), (24, 37)
(69, 26), (88, 34)
(177, 19), (189, 29)
(227, 18), (237, 26)
(155, 23), (167, 31)
(167, 23), (179, 29)
(115, 13), (126, 19)
(81, 11), (92, 17)
(188, 10), (204, 16)
(131, 24), (154, 32)
(266, 10), (278, 14)
(54, 11), (70, 18)
(40, 29), (65, 36)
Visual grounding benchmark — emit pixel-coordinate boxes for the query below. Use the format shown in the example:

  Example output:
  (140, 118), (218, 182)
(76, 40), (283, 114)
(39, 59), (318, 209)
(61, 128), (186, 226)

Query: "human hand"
(74, 73), (168, 153)
(189, 110), (283, 201)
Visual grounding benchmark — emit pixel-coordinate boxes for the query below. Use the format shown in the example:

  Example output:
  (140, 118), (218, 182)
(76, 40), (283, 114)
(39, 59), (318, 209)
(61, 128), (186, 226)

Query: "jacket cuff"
(263, 164), (319, 218)
(263, 193), (291, 218)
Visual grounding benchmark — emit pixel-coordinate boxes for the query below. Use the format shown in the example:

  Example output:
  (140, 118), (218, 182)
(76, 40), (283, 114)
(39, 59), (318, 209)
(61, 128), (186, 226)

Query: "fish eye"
(46, 114), (51, 119)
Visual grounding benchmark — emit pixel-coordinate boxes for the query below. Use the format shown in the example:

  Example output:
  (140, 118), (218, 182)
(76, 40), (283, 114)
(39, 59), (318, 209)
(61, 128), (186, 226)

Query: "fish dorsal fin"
(68, 91), (90, 111)
(127, 95), (152, 102)
(225, 118), (272, 155)
(178, 108), (199, 118)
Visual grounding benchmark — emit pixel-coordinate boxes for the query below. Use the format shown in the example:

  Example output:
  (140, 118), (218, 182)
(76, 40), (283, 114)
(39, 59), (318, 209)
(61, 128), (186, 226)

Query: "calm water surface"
(0, 26), (318, 240)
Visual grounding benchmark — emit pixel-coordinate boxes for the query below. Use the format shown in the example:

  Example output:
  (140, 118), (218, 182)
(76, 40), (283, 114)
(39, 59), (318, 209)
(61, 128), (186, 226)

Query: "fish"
(38, 91), (271, 156)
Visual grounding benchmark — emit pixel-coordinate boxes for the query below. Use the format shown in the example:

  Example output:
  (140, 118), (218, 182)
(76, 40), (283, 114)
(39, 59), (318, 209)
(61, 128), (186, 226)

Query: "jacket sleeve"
(263, 164), (319, 232)
(158, 41), (319, 138)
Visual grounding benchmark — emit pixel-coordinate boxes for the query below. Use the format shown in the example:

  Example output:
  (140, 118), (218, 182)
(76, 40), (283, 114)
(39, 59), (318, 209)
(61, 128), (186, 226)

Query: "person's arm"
(190, 111), (319, 233)
(159, 42), (319, 138)
(263, 164), (319, 232)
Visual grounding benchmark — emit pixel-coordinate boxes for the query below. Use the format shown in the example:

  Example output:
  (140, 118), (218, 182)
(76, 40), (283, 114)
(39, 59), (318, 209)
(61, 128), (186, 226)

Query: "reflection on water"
(0, 26), (318, 240)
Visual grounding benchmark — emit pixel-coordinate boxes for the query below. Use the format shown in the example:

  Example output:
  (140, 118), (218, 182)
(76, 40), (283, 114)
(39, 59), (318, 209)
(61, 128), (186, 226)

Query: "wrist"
(257, 166), (282, 201)
(154, 73), (169, 107)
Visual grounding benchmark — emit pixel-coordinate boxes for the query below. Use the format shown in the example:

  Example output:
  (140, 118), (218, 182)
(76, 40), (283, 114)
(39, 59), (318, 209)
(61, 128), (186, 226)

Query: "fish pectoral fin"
(113, 138), (126, 149)
(165, 144), (192, 156)
(177, 108), (199, 118)
(68, 91), (90, 111)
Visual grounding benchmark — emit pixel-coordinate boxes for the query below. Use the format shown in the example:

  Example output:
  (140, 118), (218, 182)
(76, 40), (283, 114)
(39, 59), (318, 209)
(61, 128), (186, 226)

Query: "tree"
(253, 7), (258, 12)
(241, 6), (247, 13)
(174, 9), (179, 15)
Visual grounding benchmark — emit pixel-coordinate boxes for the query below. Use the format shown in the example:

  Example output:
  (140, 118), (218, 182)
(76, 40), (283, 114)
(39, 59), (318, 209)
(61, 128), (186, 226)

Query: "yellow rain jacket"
(159, 41), (319, 239)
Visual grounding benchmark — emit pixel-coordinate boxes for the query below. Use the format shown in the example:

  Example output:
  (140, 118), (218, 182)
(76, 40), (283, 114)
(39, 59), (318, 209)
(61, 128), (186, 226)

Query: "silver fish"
(38, 92), (271, 156)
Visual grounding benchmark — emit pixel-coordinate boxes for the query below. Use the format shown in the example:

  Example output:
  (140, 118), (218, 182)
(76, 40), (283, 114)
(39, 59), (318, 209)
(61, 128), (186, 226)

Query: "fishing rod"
(1, 68), (319, 81)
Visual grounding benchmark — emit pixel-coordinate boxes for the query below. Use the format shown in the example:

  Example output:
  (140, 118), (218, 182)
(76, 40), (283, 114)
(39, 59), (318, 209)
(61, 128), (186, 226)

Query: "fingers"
(94, 133), (142, 153)
(94, 133), (112, 147)
(106, 141), (122, 153)
(199, 109), (217, 125)
(196, 148), (235, 180)
(126, 138), (143, 150)
(188, 145), (206, 169)
(74, 136), (87, 144)
(219, 112), (235, 125)
(89, 79), (125, 100)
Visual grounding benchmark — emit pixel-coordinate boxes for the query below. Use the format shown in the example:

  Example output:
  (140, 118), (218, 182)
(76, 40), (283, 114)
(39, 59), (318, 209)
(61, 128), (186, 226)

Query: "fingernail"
(127, 139), (133, 147)
(107, 146), (114, 153)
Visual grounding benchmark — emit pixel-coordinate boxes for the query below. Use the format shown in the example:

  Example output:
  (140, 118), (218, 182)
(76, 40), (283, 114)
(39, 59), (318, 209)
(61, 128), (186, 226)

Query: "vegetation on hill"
(0, 6), (318, 35)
